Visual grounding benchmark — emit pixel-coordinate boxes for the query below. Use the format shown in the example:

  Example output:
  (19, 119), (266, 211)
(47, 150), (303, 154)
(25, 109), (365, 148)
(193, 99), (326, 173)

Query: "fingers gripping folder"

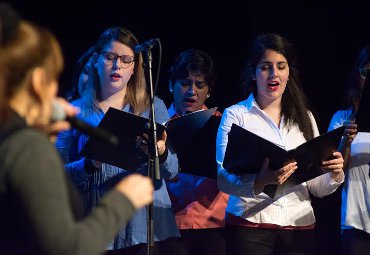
(80, 107), (220, 178)
(223, 124), (345, 198)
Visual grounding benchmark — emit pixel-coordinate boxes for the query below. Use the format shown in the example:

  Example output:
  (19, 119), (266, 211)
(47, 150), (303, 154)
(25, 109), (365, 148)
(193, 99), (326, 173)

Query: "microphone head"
(134, 38), (160, 53)
(51, 100), (119, 147)
(51, 101), (66, 121)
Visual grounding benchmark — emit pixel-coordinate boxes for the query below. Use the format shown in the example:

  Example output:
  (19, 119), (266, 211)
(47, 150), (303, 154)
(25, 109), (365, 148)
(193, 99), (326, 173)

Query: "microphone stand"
(141, 46), (160, 255)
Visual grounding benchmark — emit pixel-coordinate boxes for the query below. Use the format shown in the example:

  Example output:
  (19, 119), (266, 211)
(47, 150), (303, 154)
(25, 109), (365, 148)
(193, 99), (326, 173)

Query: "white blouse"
(216, 94), (343, 227)
(328, 109), (370, 234)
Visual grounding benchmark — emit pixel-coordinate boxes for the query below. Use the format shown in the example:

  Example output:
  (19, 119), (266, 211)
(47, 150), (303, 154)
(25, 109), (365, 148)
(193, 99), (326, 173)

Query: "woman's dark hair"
(343, 45), (370, 111)
(0, 3), (20, 46)
(242, 33), (314, 140)
(169, 49), (217, 93)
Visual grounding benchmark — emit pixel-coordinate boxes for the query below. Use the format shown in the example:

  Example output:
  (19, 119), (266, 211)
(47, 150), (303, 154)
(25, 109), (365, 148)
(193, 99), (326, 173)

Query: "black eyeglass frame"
(100, 51), (135, 67)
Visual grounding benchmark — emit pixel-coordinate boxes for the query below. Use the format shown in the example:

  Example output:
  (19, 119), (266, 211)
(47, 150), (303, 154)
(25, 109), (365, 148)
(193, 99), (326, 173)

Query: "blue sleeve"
(327, 110), (350, 132)
(55, 128), (90, 185)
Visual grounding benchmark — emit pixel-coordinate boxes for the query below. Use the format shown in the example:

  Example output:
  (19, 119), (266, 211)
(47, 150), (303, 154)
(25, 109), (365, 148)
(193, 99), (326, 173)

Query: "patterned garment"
(56, 97), (180, 249)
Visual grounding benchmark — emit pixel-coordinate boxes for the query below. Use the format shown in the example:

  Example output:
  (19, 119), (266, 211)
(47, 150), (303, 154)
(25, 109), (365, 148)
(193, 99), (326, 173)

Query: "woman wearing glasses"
(327, 45), (370, 255)
(55, 26), (180, 255)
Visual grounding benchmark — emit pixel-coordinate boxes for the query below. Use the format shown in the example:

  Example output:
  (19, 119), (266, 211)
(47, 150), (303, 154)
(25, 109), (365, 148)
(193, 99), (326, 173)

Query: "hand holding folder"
(80, 107), (218, 174)
(223, 124), (345, 197)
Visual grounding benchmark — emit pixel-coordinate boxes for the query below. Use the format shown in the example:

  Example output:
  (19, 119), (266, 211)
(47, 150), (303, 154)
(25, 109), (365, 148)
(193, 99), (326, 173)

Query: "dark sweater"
(0, 111), (135, 255)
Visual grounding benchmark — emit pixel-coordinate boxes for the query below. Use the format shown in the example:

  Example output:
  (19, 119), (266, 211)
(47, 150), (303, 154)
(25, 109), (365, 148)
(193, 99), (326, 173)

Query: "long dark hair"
(343, 45), (370, 112)
(242, 33), (314, 141)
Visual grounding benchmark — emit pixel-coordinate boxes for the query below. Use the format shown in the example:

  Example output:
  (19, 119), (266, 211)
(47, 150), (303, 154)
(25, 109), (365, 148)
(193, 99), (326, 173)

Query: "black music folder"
(165, 108), (220, 179)
(80, 107), (218, 172)
(173, 115), (221, 179)
(223, 124), (345, 197)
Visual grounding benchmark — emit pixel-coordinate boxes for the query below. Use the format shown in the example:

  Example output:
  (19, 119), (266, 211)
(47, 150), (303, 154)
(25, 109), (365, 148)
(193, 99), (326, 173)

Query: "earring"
(206, 94), (210, 99)
(169, 81), (173, 93)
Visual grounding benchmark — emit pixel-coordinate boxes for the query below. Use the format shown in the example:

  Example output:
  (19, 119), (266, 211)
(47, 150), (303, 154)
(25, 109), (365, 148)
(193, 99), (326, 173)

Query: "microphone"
(134, 38), (159, 53)
(52, 101), (119, 146)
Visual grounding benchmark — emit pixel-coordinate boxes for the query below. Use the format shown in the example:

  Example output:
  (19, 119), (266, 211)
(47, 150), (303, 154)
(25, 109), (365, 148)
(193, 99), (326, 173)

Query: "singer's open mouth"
(184, 98), (196, 103)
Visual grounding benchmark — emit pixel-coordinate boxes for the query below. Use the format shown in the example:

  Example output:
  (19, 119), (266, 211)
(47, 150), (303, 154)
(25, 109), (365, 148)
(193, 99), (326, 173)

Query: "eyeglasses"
(359, 67), (370, 79)
(100, 51), (135, 68)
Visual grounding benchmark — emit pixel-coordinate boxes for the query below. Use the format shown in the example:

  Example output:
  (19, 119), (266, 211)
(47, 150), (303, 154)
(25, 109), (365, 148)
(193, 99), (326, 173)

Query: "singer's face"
(173, 72), (209, 115)
(255, 49), (289, 107)
(96, 40), (135, 96)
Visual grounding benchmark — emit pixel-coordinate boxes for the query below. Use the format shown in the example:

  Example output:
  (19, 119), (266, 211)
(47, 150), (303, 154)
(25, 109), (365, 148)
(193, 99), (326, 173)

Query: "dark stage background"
(11, 0), (370, 254)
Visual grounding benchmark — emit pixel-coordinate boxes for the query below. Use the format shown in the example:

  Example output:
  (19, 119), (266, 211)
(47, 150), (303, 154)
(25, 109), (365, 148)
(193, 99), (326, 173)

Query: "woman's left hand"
(321, 151), (344, 182)
(136, 130), (167, 156)
(156, 130), (167, 156)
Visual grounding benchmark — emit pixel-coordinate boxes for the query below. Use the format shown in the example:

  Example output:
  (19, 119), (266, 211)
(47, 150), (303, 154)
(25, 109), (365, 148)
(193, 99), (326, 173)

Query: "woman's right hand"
(254, 158), (297, 194)
(343, 120), (358, 144)
(115, 174), (154, 209)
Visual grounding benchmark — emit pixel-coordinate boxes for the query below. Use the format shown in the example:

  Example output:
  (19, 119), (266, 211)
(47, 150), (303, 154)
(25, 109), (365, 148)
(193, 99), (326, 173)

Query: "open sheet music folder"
(173, 115), (221, 179)
(80, 107), (218, 174)
(223, 124), (345, 198)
